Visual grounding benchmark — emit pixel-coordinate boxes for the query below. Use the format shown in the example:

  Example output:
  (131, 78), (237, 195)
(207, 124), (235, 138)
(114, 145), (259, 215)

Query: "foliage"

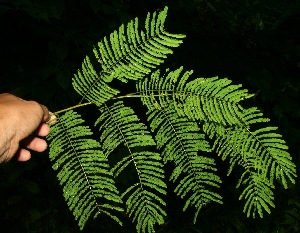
(45, 6), (297, 233)
(47, 110), (124, 229)
(0, 0), (299, 232)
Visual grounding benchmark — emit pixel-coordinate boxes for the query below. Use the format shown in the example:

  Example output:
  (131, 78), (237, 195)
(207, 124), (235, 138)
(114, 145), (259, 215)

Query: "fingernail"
(47, 112), (57, 125)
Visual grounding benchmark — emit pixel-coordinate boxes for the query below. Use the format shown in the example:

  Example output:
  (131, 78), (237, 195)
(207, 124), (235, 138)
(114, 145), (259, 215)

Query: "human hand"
(0, 93), (55, 163)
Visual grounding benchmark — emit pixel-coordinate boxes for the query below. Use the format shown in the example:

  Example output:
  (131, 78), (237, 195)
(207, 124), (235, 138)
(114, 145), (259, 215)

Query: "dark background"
(0, 0), (299, 232)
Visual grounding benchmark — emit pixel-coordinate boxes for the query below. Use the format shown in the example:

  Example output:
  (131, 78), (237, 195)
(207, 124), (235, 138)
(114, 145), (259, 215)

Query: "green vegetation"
(0, 1), (299, 232)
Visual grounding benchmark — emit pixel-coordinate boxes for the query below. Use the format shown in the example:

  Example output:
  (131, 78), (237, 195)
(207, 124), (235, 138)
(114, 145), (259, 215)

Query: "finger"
(40, 104), (50, 122)
(47, 112), (57, 125)
(15, 148), (31, 162)
(36, 123), (50, 137)
(23, 137), (48, 152)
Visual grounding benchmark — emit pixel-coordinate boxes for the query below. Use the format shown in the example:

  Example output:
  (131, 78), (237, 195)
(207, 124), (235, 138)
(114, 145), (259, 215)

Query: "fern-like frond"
(72, 56), (120, 105)
(238, 172), (275, 218)
(137, 67), (254, 127)
(203, 108), (296, 217)
(47, 5), (297, 232)
(205, 110), (297, 186)
(92, 6), (185, 83)
(95, 101), (167, 232)
(137, 67), (296, 219)
(121, 152), (167, 233)
(72, 7), (184, 105)
(147, 105), (222, 223)
(47, 110), (123, 229)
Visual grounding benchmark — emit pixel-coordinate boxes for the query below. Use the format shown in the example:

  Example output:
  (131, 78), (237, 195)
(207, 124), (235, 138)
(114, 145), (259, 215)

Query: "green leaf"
(95, 101), (167, 232)
(47, 110), (123, 229)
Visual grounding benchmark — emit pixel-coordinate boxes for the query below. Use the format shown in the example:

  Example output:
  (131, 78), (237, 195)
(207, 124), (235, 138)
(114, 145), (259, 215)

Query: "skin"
(0, 93), (54, 163)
